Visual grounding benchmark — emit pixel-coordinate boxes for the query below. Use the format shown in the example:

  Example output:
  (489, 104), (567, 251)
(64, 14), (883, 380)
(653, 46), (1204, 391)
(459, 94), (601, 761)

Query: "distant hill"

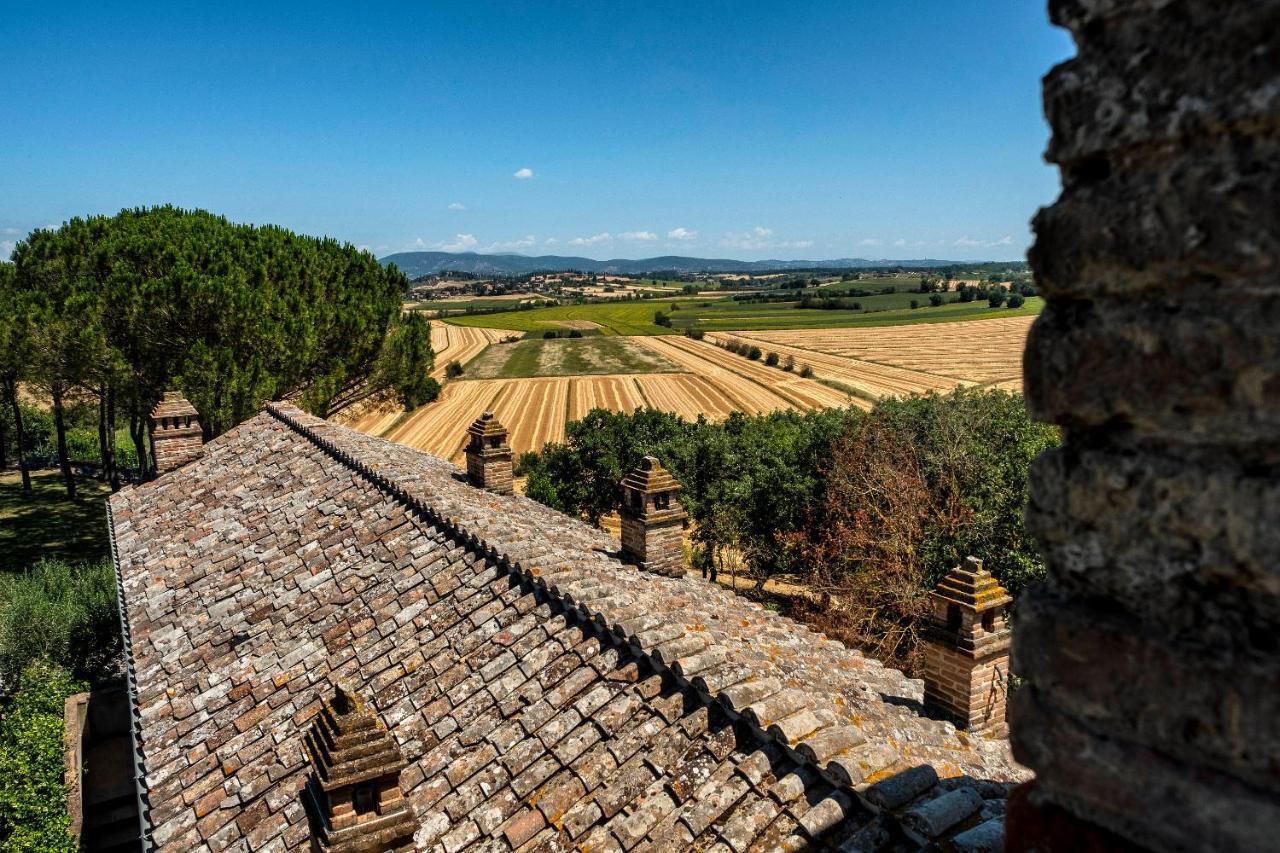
(379, 251), (967, 278)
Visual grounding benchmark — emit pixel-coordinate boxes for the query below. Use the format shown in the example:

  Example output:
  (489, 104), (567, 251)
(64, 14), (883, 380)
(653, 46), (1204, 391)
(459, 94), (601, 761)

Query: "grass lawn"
(463, 336), (681, 378)
(0, 470), (112, 571)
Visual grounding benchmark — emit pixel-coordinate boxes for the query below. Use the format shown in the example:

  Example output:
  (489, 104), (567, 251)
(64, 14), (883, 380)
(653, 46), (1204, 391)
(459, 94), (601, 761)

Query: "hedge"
(0, 661), (82, 852)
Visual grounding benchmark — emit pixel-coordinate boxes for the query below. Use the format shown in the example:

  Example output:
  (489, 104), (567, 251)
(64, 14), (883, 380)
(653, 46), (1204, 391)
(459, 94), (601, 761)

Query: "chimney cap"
(467, 410), (509, 438)
(930, 556), (1011, 612)
(150, 391), (199, 420)
(621, 455), (681, 494)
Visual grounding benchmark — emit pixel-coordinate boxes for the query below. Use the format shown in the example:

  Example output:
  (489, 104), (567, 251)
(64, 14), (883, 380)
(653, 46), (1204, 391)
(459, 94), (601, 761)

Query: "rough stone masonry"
(1010, 1), (1280, 851)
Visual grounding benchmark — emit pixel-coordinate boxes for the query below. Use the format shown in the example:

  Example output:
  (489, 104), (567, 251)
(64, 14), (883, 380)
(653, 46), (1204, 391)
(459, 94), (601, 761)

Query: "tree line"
(517, 388), (1057, 672)
(0, 207), (434, 496)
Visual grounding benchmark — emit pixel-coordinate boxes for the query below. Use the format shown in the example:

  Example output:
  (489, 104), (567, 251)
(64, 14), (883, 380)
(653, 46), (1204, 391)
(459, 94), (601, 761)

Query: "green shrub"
(1007, 293), (1026, 309)
(747, 346), (763, 361)
(445, 361), (465, 378)
(765, 352), (780, 367)
(0, 661), (83, 852)
(0, 560), (120, 688)
(799, 365), (814, 378)
(684, 328), (705, 340)
(988, 291), (1006, 308)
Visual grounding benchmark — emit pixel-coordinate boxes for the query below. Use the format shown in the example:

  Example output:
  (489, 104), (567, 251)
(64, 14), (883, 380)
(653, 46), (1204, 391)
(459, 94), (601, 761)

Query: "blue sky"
(1, 2), (1074, 262)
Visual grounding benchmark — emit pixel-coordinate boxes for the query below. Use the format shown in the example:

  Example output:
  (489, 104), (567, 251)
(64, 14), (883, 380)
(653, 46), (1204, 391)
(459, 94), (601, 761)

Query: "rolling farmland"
(429, 322), (512, 377)
(376, 362), (857, 463)
(342, 313), (1032, 465)
(723, 315), (1033, 390)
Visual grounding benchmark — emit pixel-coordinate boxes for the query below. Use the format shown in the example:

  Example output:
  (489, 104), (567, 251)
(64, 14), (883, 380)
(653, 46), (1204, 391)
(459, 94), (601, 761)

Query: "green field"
(446, 299), (687, 336)
(445, 294), (1042, 335)
(671, 297), (1042, 331)
(410, 297), (550, 312)
(463, 336), (682, 378)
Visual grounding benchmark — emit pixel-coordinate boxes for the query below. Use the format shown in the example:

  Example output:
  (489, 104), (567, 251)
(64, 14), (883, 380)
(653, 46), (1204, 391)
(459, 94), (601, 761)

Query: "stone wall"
(1010, 2), (1280, 851)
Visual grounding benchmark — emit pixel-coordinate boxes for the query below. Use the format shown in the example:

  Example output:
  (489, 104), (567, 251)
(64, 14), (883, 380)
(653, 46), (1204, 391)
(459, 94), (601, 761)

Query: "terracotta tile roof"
(109, 403), (1027, 852)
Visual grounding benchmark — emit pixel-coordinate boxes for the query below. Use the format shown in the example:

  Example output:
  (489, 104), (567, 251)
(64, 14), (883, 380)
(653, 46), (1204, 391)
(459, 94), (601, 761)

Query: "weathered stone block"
(1042, 2), (1280, 163)
(1024, 295), (1280, 441)
(1026, 444), (1280, 651)
(1010, 687), (1280, 853)
(1029, 136), (1280, 299)
(1012, 591), (1280, 789)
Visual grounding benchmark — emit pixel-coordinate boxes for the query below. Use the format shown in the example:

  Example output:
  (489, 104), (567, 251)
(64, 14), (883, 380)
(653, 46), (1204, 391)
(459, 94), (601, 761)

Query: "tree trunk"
(97, 391), (109, 480)
(130, 410), (148, 480)
(51, 384), (75, 499)
(106, 386), (119, 491)
(0, 402), (6, 471)
(6, 379), (31, 491)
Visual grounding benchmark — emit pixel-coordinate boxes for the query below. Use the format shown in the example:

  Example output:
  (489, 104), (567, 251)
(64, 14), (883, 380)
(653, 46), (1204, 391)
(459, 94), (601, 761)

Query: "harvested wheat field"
(376, 365), (852, 463)
(632, 336), (859, 411)
(705, 332), (960, 399)
(429, 322), (511, 379)
(722, 315), (1033, 392)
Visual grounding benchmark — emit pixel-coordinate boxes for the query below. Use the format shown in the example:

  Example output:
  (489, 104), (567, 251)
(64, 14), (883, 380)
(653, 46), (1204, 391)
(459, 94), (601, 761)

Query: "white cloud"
(858, 238), (882, 247)
(448, 202), (466, 210)
(893, 238), (907, 247)
(1, 227), (20, 236)
(0, 240), (14, 260)
(720, 226), (812, 251)
(953, 235), (1015, 249)
(544, 237), (558, 245)
(568, 232), (613, 247)
(667, 227), (696, 241)
(513, 167), (534, 179)
(439, 233), (478, 252)
(479, 235), (537, 253)
(618, 230), (658, 241)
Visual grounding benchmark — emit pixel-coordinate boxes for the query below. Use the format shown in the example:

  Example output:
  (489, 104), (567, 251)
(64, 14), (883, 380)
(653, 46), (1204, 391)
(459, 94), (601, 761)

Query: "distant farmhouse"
(98, 394), (1023, 851)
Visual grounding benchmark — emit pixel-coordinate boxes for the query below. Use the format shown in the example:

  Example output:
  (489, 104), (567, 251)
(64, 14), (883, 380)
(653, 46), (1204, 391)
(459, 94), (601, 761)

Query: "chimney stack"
(149, 391), (203, 475)
(303, 685), (415, 853)
(618, 456), (688, 577)
(465, 412), (513, 494)
(922, 556), (1012, 736)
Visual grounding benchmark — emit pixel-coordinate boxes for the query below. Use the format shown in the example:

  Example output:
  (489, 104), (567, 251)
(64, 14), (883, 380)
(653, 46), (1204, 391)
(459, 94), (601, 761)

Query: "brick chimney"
(618, 456), (688, 577)
(149, 391), (203, 474)
(922, 556), (1012, 736)
(465, 411), (513, 494)
(303, 686), (415, 853)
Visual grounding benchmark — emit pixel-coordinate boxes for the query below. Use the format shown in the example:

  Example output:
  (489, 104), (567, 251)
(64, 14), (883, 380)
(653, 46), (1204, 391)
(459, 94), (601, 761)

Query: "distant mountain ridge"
(379, 251), (972, 278)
